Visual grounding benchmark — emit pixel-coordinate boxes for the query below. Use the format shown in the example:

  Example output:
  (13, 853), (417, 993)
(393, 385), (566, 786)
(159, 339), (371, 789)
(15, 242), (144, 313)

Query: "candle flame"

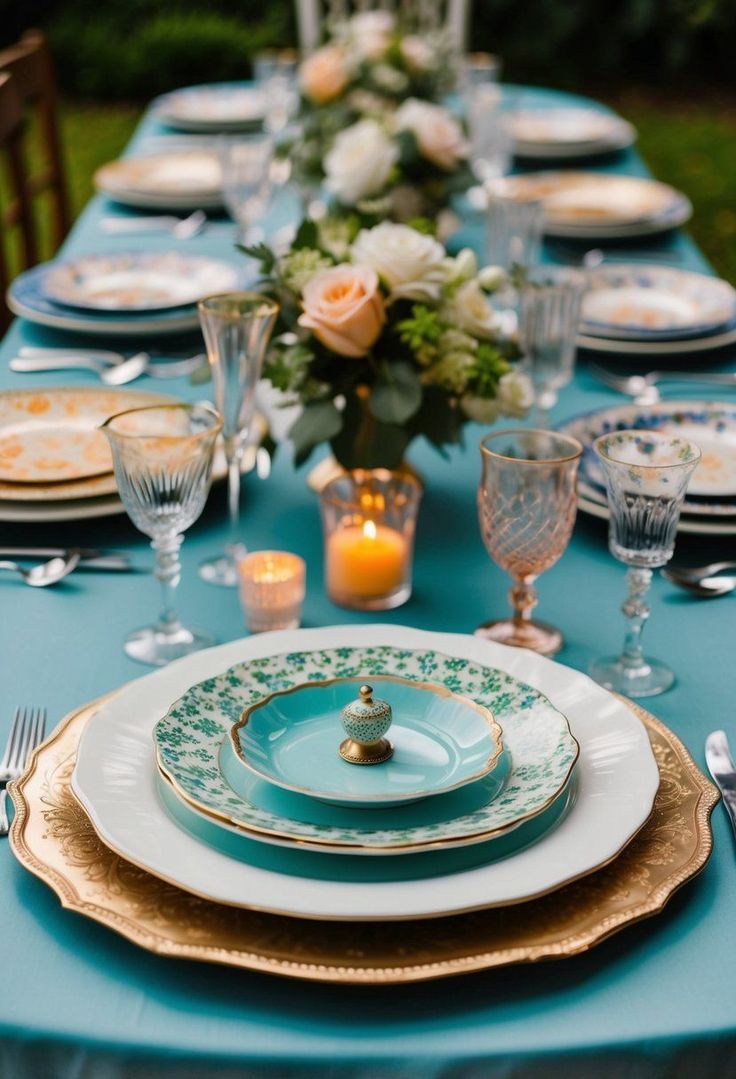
(363, 520), (377, 541)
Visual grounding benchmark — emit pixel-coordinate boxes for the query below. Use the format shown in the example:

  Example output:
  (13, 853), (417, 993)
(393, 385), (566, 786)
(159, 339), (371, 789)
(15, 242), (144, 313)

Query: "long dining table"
(0, 84), (734, 1079)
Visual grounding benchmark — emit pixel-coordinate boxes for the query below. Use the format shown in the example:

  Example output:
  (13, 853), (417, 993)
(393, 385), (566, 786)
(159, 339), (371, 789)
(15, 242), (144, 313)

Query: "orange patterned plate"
(0, 387), (172, 483)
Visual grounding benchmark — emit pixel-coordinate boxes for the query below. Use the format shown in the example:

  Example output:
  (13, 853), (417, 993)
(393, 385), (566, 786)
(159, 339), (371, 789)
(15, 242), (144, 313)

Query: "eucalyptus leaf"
(289, 400), (343, 466)
(369, 362), (422, 424)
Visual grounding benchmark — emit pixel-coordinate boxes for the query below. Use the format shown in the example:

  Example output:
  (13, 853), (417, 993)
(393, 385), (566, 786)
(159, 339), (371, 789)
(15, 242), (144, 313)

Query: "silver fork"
(0, 706), (47, 836)
(588, 362), (736, 404)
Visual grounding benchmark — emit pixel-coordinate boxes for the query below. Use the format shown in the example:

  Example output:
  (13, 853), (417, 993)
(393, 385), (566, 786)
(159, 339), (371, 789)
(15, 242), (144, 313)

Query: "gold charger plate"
(9, 695), (718, 984)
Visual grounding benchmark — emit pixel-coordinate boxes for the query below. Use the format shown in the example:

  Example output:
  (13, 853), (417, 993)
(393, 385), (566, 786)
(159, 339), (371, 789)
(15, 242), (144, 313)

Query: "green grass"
(609, 90), (736, 284)
(4, 95), (736, 286)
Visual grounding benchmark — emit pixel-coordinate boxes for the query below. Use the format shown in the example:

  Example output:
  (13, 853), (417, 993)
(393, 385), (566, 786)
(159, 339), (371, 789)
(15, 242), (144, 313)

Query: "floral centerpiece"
(289, 11), (468, 224)
(245, 220), (530, 471)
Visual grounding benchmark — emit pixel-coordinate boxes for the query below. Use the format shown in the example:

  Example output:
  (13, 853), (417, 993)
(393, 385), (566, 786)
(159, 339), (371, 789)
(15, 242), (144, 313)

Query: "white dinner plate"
(154, 84), (268, 133)
(509, 109), (636, 159)
(577, 322), (736, 356)
(497, 172), (692, 238)
(72, 625), (659, 922)
(577, 490), (736, 536)
(581, 264), (736, 341)
(44, 251), (241, 312)
(95, 150), (223, 211)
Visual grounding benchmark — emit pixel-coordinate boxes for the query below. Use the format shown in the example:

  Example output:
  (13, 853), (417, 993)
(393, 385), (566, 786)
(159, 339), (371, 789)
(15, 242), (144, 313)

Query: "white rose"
(324, 120), (399, 207)
(447, 279), (503, 339)
(461, 373), (532, 424)
(443, 248), (478, 286)
(497, 370), (534, 417)
(351, 222), (447, 301)
(478, 265), (506, 291)
(400, 35), (434, 72)
(348, 11), (395, 59)
(394, 99), (468, 171)
(460, 394), (500, 425)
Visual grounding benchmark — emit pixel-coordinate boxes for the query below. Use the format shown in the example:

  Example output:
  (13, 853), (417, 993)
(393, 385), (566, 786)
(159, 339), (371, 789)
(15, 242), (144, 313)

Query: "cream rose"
(400, 35), (434, 72)
(447, 279), (503, 339)
(348, 11), (395, 59)
(350, 223), (446, 301)
(298, 264), (385, 358)
(300, 46), (349, 105)
(394, 99), (468, 171)
(324, 120), (399, 206)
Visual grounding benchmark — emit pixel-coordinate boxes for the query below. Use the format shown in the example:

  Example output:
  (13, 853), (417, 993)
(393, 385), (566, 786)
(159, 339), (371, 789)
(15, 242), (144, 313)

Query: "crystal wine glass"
(467, 84), (513, 193)
(102, 403), (223, 666)
(198, 292), (279, 587)
(477, 429), (583, 656)
(219, 134), (274, 245)
(485, 187), (544, 272)
(519, 267), (586, 428)
(589, 429), (701, 697)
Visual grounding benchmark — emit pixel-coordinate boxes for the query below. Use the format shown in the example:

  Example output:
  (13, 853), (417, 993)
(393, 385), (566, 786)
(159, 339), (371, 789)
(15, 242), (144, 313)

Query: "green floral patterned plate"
(154, 645), (579, 855)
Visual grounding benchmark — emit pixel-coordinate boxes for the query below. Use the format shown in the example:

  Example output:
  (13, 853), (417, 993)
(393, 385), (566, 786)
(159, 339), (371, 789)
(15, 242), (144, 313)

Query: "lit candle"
(326, 519), (409, 605)
(237, 551), (306, 632)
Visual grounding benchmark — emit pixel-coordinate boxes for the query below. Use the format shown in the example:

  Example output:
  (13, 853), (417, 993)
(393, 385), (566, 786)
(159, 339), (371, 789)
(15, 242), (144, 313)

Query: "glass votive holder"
(319, 469), (423, 611)
(237, 551), (306, 632)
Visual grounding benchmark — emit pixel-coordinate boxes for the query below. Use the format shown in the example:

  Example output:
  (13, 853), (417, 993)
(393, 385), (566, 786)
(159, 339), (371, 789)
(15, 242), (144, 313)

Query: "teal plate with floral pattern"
(154, 645), (579, 855)
(230, 676), (503, 809)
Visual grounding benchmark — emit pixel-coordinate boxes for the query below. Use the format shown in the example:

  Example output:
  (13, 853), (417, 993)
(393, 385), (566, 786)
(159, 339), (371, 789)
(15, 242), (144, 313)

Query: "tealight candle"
(237, 551), (305, 632)
(320, 470), (422, 611)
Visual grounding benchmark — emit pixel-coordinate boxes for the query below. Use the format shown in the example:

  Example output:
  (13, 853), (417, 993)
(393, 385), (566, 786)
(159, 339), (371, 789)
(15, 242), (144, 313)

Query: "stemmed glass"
(589, 430), (701, 697)
(198, 292), (279, 587)
(102, 403), (223, 667)
(519, 267), (586, 427)
(219, 134), (274, 245)
(477, 429), (583, 656)
(485, 189), (544, 273)
(467, 84), (513, 188)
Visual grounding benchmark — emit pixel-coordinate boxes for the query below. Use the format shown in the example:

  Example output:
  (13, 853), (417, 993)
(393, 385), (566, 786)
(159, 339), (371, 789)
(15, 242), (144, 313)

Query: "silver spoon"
(665, 560), (736, 581)
(662, 568), (736, 597)
(0, 552), (81, 587)
(10, 351), (204, 385)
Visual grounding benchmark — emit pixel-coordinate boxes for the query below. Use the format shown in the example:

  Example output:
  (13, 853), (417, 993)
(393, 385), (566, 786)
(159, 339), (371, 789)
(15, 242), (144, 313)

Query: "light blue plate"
(157, 759), (576, 882)
(231, 677), (503, 808)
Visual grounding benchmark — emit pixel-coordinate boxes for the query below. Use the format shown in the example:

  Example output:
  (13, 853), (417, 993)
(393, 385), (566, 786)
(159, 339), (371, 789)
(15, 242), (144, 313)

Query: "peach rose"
(300, 46), (349, 105)
(299, 265), (385, 358)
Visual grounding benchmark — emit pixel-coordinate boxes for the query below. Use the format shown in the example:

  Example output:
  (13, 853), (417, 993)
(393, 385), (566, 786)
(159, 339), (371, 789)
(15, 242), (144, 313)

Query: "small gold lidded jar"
(340, 684), (393, 765)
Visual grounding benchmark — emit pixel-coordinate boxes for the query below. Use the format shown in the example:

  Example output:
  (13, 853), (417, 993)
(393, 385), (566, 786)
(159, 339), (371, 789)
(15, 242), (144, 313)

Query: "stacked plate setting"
(69, 625), (663, 924)
(508, 107), (636, 160)
(559, 400), (736, 536)
(578, 264), (736, 356)
(7, 250), (241, 337)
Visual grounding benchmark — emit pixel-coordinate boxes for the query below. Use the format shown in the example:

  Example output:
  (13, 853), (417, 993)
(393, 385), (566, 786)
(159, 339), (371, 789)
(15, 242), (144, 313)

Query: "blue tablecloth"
(1, 86), (734, 1079)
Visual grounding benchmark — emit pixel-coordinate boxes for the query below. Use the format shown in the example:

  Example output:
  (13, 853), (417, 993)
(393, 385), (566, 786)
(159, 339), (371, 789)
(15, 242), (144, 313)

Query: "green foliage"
(289, 400), (342, 466)
(369, 362), (422, 425)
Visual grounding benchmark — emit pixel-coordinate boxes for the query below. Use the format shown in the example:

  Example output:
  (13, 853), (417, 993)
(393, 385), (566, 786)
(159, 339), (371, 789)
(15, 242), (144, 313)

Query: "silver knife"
(0, 548), (135, 571)
(705, 730), (736, 840)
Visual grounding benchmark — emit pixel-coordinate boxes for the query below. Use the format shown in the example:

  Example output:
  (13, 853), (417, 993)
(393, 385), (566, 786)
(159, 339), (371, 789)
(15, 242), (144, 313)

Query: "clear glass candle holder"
(237, 550), (306, 633)
(319, 469), (422, 611)
(519, 267), (587, 428)
(589, 430), (701, 697)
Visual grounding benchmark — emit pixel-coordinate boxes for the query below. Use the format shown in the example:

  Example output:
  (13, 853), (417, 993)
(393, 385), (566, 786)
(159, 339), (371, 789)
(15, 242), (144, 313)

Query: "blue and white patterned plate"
(581, 265), (736, 341)
(559, 401), (736, 514)
(154, 644), (579, 854)
(7, 263), (200, 336)
(231, 676), (504, 808)
(43, 251), (241, 312)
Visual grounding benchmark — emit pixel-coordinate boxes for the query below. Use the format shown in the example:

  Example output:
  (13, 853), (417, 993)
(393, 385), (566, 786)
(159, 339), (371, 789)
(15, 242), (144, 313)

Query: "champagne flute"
(219, 134), (274, 245)
(589, 429), (701, 697)
(102, 403), (222, 666)
(477, 429), (583, 656)
(198, 292), (279, 587)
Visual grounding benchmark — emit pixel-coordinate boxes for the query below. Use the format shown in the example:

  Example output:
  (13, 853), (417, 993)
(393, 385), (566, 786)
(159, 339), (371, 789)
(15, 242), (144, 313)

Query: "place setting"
(2, 9), (736, 1075)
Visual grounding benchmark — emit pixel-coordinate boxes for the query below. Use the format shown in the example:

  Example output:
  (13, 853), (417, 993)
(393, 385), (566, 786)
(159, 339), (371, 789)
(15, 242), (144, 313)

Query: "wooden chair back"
(0, 30), (70, 253)
(296, 0), (470, 54)
(0, 72), (34, 331)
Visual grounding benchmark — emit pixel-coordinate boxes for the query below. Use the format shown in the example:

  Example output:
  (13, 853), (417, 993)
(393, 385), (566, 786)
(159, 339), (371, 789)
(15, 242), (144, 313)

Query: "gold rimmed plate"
(231, 675), (503, 809)
(9, 694), (717, 982)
